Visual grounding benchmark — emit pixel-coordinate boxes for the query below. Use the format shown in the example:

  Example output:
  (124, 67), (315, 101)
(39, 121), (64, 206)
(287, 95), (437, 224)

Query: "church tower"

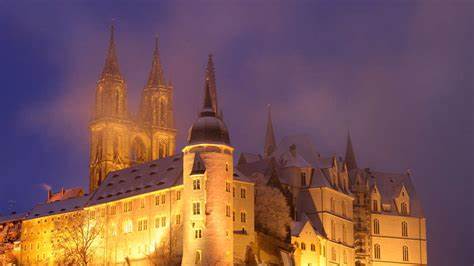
(136, 38), (176, 162)
(89, 25), (131, 192)
(182, 55), (234, 265)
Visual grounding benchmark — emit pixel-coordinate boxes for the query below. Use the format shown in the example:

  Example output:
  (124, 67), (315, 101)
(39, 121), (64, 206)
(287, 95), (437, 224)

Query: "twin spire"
(344, 131), (358, 171)
(264, 105), (276, 157)
(101, 24), (122, 79)
(100, 24), (165, 87)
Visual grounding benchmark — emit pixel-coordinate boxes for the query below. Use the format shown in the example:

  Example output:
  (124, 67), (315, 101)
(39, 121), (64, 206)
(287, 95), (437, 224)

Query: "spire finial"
(146, 36), (165, 87)
(202, 54), (218, 114)
(344, 130), (358, 171)
(264, 104), (277, 157)
(101, 22), (121, 79)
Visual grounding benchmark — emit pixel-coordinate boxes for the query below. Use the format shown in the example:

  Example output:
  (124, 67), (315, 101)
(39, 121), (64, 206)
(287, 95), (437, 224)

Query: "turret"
(182, 55), (234, 265)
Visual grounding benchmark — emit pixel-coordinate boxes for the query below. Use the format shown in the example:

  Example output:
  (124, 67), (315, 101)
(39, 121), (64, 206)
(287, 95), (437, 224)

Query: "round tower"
(182, 55), (234, 265)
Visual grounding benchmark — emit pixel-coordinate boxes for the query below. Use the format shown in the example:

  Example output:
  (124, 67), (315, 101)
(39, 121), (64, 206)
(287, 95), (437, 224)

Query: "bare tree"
(147, 224), (182, 266)
(255, 183), (292, 240)
(52, 210), (104, 266)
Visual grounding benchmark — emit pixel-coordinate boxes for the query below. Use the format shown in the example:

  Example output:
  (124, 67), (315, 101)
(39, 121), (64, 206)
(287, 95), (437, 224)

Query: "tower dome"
(187, 55), (230, 145)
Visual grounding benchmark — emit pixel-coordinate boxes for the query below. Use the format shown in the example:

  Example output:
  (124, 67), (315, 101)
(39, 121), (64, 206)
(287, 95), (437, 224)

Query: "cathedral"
(0, 26), (427, 266)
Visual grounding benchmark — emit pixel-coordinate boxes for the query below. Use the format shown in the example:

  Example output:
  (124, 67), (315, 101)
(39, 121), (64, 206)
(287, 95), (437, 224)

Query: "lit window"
(123, 220), (133, 233)
(310, 244), (316, 251)
(176, 214), (181, 225)
(194, 229), (202, 239)
(331, 247), (336, 261)
(161, 216), (167, 227)
(195, 250), (202, 264)
(226, 205), (231, 217)
(138, 219), (148, 231)
(402, 221), (408, 237)
(241, 188), (246, 199)
(161, 194), (166, 204)
(240, 212), (246, 223)
(124, 201), (132, 212)
(155, 217), (160, 228)
(193, 202), (201, 215)
(403, 246), (409, 261)
(193, 179), (201, 190)
(373, 219), (380, 235)
(155, 195), (160, 206)
(301, 242), (306, 250)
(140, 198), (145, 209)
(374, 244), (381, 259)
(176, 190), (181, 200)
(226, 182), (231, 192)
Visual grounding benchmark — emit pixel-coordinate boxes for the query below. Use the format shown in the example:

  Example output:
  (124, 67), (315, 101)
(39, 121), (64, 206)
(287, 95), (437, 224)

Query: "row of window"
(372, 200), (409, 215)
(330, 220), (348, 244)
(373, 219), (409, 237)
(193, 178), (247, 199)
(109, 191), (182, 215)
(122, 215), (180, 234)
(374, 244), (410, 262)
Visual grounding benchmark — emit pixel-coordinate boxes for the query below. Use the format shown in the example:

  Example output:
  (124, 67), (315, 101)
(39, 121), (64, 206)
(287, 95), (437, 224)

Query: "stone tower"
(137, 37), (176, 161)
(89, 25), (131, 192)
(89, 27), (177, 192)
(182, 55), (234, 265)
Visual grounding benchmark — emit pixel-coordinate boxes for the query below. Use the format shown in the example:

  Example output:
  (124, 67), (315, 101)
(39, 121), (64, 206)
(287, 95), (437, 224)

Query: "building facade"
(0, 27), (427, 266)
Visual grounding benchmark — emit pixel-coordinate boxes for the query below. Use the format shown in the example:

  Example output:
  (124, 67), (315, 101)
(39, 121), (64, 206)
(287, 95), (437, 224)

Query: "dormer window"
(401, 202), (408, 215)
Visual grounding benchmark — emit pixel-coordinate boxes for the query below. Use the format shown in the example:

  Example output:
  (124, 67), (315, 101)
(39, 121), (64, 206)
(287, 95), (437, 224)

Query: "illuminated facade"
(0, 26), (427, 266)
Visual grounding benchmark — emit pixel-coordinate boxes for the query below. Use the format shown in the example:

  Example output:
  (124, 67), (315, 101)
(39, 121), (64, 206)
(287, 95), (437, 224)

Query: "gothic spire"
(344, 130), (358, 171)
(264, 105), (277, 157)
(146, 37), (165, 87)
(101, 24), (122, 79)
(204, 54), (218, 114)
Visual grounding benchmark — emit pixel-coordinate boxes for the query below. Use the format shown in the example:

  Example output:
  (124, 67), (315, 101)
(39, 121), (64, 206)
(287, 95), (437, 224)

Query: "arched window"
(402, 221), (408, 237)
(301, 242), (306, 250)
(113, 136), (120, 160)
(330, 197), (335, 212)
(159, 98), (167, 126)
(374, 244), (381, 259)
(159, 138), (168, 158)
(95, 132), (103, 160)
(403, 246), (409, 261)
(131, 138), (146, 163)
(373, 219), (380, 235)
(401, 202), (408, 215)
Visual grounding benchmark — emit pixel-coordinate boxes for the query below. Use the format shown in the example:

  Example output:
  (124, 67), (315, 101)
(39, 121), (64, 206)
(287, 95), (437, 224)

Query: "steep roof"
(29, 196), (89, 219)
(89, 154), (183, 206)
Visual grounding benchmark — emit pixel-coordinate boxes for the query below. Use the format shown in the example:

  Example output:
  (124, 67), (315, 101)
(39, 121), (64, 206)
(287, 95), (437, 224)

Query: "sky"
(0, 1), (472, 265)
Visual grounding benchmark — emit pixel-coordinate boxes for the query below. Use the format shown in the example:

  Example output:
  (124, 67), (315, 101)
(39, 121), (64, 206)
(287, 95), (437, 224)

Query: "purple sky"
(0, 2), (472, 265)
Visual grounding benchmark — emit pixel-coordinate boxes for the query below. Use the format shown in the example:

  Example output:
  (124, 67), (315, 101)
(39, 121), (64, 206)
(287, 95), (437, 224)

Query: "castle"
(0, 26), (427, 266)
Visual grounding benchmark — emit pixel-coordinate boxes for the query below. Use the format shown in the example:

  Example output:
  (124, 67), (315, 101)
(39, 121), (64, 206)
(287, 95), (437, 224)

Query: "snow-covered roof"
(238, 152), (262, 165)
(29, 195), (89, 219)
(350, 169), (424, 217)
(89, 154), (183, 206)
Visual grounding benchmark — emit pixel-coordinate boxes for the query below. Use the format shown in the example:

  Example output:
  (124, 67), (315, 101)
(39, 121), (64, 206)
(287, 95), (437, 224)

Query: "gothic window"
(96, 133), (103, 161)
(402, 221), (408, 237)
(159, 98), (167, 126)
(374, 244), (381, 259)
(159, 138), (168, 158)
(131, 138), (146, 163)
(403, 246), (409, 261)
(373, 219), (380, 234)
